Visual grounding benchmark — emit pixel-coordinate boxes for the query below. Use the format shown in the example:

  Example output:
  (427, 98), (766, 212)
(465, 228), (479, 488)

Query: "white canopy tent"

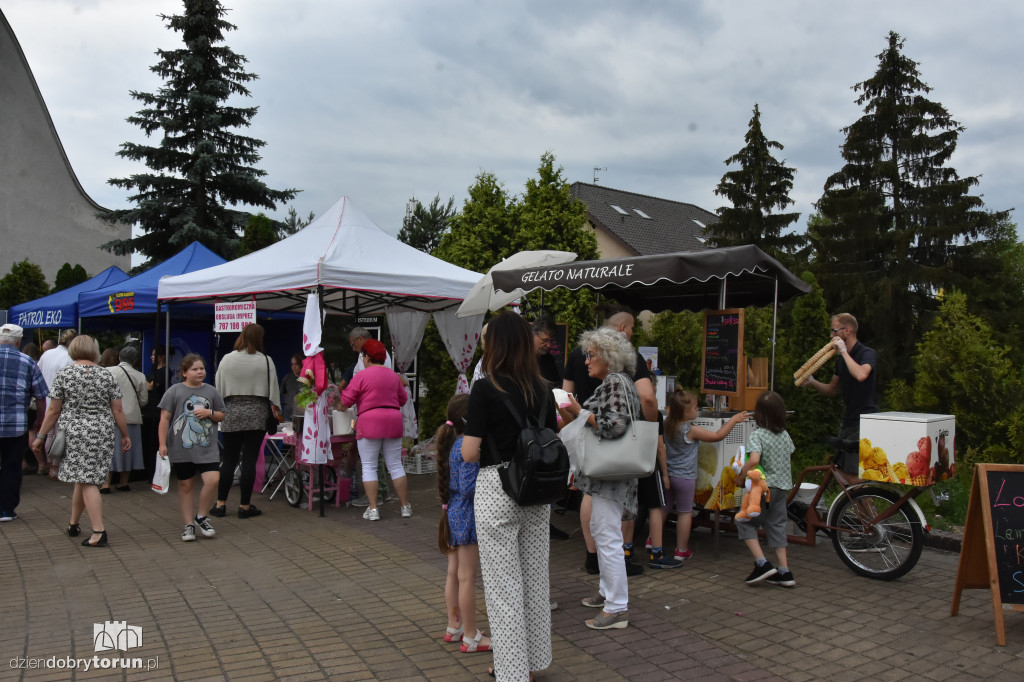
(157, 196), (486, 414)
(158, 197), (482, 316)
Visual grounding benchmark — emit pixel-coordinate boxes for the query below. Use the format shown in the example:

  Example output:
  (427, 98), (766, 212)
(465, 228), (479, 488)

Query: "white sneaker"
(400, 504), (413, 518)
(194, 515), (216, 538)
(362, 507), (380, 521)
(181, 525), (196, 542)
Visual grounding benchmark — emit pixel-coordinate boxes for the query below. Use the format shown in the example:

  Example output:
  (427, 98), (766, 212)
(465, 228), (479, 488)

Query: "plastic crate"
(404, 452), (437, 475)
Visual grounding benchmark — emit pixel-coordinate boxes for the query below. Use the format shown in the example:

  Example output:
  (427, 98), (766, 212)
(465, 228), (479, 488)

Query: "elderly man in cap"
(0, 324), (49, 522)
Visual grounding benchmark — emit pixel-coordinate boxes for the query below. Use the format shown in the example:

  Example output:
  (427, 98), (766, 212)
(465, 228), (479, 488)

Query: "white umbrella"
(455, 250), (578, 318)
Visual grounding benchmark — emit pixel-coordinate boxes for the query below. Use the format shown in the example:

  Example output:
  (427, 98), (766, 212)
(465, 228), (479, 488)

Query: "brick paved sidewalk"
(2, 472), (1023, 681)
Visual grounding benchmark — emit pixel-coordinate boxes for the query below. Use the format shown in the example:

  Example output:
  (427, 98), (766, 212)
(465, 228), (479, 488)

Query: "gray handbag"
(46, 427), (66, 463)
(577, 373), (658, 481)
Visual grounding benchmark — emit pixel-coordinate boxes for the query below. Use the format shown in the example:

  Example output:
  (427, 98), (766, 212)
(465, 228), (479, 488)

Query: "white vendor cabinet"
(859, 412), (955, 486)
(692, 412), (755, 507)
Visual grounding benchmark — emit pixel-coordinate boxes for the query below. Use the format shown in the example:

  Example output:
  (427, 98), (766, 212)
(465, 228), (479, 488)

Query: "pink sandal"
(442, 625), (464, 643)
(460, 629), (491, 653)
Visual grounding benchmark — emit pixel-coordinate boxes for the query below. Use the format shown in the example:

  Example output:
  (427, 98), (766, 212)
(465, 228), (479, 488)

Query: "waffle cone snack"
(878, 462), (894, 482)
(794, 342), (837, 386)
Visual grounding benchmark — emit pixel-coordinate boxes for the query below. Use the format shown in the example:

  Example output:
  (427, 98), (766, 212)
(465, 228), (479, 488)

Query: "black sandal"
(67, 523), (81, 537)
(82, 530), (108, 547)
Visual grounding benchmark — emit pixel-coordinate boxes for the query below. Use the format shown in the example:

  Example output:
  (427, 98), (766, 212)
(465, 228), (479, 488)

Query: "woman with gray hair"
(102, 346), (148, 493)
(559, 327), (640, 630)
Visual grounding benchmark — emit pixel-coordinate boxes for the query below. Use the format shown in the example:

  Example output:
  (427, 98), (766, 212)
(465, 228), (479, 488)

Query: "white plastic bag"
(152, 456), (171, 495)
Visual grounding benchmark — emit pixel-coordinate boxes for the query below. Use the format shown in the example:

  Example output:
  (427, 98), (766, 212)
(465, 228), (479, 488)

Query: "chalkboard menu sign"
(702, 309), (744, 397)
(986, 469), (1024, 604)
(952, 463), (1024, 645)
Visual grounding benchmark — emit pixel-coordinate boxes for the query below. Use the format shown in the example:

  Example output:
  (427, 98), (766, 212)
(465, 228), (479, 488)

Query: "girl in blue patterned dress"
(437, 394), (491, 654)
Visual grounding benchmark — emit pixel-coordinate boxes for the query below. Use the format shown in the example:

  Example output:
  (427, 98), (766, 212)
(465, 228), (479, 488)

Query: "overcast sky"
(5, 0), (1022, 248)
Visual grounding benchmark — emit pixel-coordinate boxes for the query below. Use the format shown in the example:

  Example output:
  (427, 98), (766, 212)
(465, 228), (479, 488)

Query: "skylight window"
(692, 219), (706, 228)
(633, 209), (652, 219)
(609, 204), (629, 215)
(695, 235), (707, 244)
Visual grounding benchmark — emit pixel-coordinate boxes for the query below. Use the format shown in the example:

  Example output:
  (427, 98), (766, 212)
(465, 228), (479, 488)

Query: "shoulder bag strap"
(534, 384), (549, 426)
(607, 372), (638, 431)
(491, 385), (528, 466)
(118, 366), (140, 410)
(263, 354), (273, 403)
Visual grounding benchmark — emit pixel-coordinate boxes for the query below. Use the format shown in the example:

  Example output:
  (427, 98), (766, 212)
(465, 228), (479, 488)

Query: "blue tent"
(8, 266), (129, 329)
(78, 242), (226, 320)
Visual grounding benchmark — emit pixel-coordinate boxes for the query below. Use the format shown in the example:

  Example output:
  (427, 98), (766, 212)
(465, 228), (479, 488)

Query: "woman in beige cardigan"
(210, 324), (281, 519)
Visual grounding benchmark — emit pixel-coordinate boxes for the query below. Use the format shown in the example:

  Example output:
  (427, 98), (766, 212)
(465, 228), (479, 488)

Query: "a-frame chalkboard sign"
(951, 463), (1024, 645)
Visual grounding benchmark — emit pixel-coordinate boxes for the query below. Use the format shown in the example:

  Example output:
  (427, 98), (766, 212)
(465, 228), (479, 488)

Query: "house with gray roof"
(570, 182), (718, 258)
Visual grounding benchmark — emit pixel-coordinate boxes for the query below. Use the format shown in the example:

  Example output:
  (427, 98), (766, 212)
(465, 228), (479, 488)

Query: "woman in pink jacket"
(340, 339), (409, 521)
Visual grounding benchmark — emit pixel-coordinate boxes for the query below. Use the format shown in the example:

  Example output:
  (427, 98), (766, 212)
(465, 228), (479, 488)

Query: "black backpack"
(493, 388), (570, 506)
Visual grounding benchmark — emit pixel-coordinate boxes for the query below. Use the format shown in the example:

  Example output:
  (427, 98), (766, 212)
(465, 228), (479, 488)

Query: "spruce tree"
(710, 104), (802, 264)
(809, 31), (1006, 381)
(279, 206), (316, 238)
(398, 195), (456, 254)
(101, 0), (297, 263)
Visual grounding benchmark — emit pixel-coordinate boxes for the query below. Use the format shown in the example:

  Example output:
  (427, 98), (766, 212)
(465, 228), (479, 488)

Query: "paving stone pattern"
(2, 473), (1023, 681)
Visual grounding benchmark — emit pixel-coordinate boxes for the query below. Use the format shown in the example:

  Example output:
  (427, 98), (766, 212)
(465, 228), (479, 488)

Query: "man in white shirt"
(37, 330), (75, 398)
(36, 330), (76, 456)
(349, 327), (392, 374)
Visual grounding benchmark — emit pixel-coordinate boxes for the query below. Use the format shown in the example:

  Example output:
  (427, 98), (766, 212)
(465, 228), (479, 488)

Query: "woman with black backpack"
(462, 312), (555, 682)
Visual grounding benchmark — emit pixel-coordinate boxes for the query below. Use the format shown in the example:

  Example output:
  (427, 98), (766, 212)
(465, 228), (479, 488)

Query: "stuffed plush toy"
(297, 353), (328, 395)
(731, 446), (771, 523)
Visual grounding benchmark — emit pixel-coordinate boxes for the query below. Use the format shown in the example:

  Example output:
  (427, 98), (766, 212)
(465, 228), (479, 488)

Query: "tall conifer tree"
(711, 104), (802, 263)
(101, 0), (296, 263)
(809, 31), (1006, 381)
(398, 195), (456, 254)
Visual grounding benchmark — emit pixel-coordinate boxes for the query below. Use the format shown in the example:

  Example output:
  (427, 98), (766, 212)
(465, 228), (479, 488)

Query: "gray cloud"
(5, 0), (1021, 250)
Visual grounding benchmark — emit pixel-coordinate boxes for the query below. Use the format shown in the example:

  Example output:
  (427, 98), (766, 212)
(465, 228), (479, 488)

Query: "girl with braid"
(437, 393), (491, 654)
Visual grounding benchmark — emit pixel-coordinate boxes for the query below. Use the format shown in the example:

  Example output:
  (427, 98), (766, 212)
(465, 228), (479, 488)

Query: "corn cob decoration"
(793, 341), (837, 386)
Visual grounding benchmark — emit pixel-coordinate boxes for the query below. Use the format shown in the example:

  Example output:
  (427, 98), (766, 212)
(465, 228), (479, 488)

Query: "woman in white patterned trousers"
(474, 466), (551, 681)
(463, 312), (557, 681)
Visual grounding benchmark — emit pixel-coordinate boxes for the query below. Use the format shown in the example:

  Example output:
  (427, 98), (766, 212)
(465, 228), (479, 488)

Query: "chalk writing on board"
(702, 309), (743, 396)
(987, 470), (1024, 603)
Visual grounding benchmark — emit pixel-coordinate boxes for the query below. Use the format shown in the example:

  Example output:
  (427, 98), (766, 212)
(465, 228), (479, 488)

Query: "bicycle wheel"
(283, 469), (304, 508)
(829, 486), (923, 580)
(312, 466), (337, 504)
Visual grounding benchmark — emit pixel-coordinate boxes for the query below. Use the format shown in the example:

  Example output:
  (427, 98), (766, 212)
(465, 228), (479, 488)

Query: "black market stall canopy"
(488, 245), (810, 313)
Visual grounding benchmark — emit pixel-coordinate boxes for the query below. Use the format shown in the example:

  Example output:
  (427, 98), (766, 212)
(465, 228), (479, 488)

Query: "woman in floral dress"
(33, 336), (130, 548)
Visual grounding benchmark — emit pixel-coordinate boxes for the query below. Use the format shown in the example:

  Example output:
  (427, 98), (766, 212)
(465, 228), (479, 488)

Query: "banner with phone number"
(107, 292), (135, 313)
